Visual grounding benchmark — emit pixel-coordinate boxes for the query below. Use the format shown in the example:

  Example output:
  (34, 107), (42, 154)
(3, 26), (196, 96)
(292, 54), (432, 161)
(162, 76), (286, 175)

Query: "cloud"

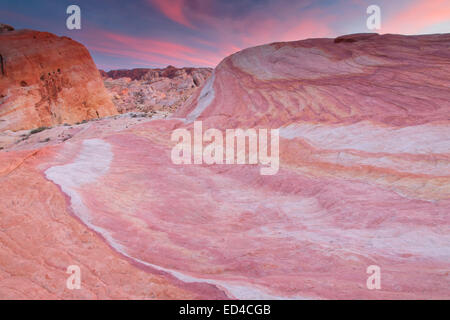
(81, 28), (222, 67)
(81, 1), (338, 69)
(382, 0), (450, 34)
(149, 0), (195, 28)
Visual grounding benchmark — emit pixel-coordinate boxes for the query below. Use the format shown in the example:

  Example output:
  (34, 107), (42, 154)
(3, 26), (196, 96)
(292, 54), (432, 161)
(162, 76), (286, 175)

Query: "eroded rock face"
(0, 28), (117, 131)
(0, 33), (449, 299)
(102, 66), (212, 114)
(176, 33), (450, 127)
(0, 23), (14, 33)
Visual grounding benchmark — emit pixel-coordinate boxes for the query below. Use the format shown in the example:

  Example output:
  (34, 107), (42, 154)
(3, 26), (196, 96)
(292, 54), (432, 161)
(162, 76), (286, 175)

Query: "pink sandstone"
(0, 33), (449, 299)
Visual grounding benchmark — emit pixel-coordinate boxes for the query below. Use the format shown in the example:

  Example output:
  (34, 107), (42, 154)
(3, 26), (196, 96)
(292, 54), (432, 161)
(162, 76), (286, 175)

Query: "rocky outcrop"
(0, 23), (14, 33)
(101, 66), (212, 114)
(176, 33), (450, 127)
(0, 27), (117, 131)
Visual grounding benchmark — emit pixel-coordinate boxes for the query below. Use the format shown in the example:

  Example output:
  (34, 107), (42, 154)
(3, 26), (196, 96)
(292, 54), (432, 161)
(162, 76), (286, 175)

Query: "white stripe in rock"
(186, 72), (215, 122)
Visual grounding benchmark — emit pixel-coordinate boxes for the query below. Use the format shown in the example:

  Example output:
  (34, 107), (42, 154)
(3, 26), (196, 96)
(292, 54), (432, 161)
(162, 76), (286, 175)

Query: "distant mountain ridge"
(99, 65), (213, 81)
(101, 65), (213, 114)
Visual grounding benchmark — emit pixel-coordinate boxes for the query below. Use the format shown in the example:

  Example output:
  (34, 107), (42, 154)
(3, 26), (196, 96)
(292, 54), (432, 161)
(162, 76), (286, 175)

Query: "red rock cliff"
(0, 27), (117, 131)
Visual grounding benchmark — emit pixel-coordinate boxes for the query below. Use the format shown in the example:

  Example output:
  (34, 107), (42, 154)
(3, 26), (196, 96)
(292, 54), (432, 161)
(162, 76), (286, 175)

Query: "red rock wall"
(0, 29), (117, 131)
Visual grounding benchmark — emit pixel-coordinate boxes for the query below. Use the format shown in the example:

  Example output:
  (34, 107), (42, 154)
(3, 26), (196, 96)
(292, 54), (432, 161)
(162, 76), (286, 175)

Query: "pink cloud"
(82, 28), (222, 67)
(149, 0), (195, 28)
(280, 18), (334, 42)
(79, 2), (338, 69)
(220, 8), (335, 49)
(382, 0), (450, 34)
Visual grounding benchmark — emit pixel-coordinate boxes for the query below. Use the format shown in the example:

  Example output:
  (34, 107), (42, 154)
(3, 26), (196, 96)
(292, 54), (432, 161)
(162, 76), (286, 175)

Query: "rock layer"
(0, 28), (117, 131)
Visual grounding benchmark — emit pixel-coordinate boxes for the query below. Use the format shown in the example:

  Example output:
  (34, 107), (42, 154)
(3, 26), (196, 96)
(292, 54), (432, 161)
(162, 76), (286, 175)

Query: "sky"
(1, 0), (449, 70)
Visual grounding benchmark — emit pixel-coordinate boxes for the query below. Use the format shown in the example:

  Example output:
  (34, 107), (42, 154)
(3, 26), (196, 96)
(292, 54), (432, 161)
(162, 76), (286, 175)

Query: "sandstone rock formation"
(177, 33), (450, 127)
(0, 23), (14, 33)
(0, 27), (117, 132)
(101, 66), (212, 114)
(0, 33), (449, 299)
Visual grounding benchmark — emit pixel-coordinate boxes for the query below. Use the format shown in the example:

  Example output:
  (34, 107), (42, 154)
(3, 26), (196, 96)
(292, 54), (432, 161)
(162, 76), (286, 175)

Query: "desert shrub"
(30, 126), (48, 135)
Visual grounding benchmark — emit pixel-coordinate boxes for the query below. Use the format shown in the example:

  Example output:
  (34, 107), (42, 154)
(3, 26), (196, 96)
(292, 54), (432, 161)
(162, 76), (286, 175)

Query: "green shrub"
(30, 126), (48, 135)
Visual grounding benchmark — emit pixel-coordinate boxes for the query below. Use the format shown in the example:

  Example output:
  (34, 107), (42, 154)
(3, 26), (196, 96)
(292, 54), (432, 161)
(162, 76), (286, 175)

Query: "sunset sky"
(1, 0), (449, 70)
